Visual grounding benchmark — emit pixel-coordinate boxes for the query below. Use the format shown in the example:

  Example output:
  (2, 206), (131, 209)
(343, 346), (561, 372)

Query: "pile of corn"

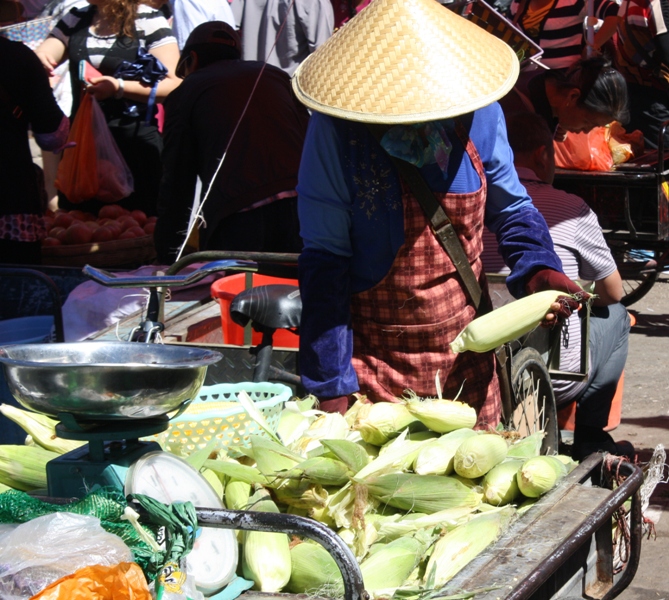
(0, 397), (577, 599)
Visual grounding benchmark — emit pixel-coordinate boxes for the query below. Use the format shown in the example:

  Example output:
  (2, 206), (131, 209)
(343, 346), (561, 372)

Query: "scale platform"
(46, 414), (168, 498)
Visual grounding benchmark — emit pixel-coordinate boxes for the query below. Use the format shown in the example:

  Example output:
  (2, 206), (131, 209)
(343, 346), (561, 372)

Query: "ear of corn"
(0, 404), (85, 454)
(516, 455), (568, 498)
(375, 505), (476, 542)
(450, 290), (568, 354)
(507, 431), (544, 458)
(281, 456), (352, 487)
(287, 541), (344, 595)
(355, 429), (431, 480)
(354, 402), (420, 446)
(413, 428), (477, 475)
(200, 467), (225, 501)
(404, 397), (477, 433)
(242, 488), (292, 592)
(204, 458), (268, 485)
(273, 478), (328, 509)
(320, 438), (370, 472)
(363, 473), (483, 513)
(424, 506), (516, 587)
(276, 399), (320, 446)
(482, 459), (524, 506)
(453, 433), (508, 479)
(344, 396), (372, 427)
(360, 535), (430, 592)
(225, 478), (251, 510)
(290, 412), (351, 456)
(0, 445), (58, 491)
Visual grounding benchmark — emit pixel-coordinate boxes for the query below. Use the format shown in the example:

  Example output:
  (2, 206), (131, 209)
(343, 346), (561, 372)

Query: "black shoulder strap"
(0, 81), (22, 119)
(366, 123), (484, 311)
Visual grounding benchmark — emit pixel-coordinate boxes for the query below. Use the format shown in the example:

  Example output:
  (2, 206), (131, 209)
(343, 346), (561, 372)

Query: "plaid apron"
(350, 125), (501, 428)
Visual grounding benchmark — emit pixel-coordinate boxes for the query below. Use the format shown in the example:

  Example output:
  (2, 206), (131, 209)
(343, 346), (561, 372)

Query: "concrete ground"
(610, 273), (669, 600)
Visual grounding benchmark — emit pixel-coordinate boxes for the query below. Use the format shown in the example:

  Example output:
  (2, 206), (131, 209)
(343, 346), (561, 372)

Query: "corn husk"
(280, 456), (352, 486)
(404, 396), (477, 433)
(251, 435), (302, 475)
(0, 445), (58, 491)
(242, 488), (292, 592)
(424, 506), (516, 587)
(225, 478), (251, 510)
(290, 412), (351, 456)
(360, 534), (430, 592)
(0, 404), (84, 454)
(413, 428), (477, 475)
(450, 290), (567, 353)
(273, 478), (328, 509)
(554, 454), (578, 473)
(276, 399), (321, 446)
(516, 455), (568, 498)
(355, 429), (431, 481)
(338, 517), (380, 560)
(287, 541), (344, 595)
(354, 402), (419, 446)
(375, 505), (476, 542)
(453, 433), (508, 479)
(321, 438), (370, 473)
(507, 431), (545, 458)
(325, 481), (379, 529)
(363, 473), (483, 513)
(482, 459), (524, 506)
(201, 467), (225, 500)
(204, 458), (268, 485)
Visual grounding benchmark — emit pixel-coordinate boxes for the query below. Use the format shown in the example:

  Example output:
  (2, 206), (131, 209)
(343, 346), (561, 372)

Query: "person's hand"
(87, 76), (120, 101)
(35, 51), (58, 77)
(526, 268), (590, 326)
(317, 396), (350, 415)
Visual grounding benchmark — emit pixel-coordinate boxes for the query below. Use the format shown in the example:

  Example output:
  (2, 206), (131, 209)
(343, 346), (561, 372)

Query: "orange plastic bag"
(553, 127), (614, 171)
(55, 93), (134, 203)
(30, 562), (151, 600)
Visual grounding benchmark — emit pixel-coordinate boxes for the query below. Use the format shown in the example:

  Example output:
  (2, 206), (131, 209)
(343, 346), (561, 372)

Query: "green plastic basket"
(155, 382), (292, 455)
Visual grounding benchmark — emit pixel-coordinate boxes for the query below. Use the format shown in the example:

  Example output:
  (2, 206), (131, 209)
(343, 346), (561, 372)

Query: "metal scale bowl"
(0, 341), (221, 498)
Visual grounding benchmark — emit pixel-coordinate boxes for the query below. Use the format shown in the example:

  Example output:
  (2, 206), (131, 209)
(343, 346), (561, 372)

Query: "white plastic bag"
(0, 512), (133, 599)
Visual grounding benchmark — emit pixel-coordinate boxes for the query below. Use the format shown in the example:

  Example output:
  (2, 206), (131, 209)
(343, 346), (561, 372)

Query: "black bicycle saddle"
(229, 284), (302, 331)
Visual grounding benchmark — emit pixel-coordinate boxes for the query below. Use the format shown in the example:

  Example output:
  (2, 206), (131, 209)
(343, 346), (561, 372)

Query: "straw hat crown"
(292, 0), (520, 123)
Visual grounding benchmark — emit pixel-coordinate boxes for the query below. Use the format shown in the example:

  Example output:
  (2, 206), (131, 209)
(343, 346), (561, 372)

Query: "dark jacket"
(154, 59), (310, 262)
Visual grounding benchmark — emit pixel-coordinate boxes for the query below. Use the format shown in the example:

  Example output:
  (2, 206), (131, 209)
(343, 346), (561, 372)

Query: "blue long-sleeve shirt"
(297, 104), (562, 398)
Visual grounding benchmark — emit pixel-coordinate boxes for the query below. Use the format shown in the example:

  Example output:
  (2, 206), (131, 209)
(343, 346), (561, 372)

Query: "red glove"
(318, 396), (350, 415)
(525, 268), (589, 324)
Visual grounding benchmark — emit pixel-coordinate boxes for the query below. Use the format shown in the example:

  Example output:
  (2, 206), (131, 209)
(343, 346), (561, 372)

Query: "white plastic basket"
(154, 381), (292, 455)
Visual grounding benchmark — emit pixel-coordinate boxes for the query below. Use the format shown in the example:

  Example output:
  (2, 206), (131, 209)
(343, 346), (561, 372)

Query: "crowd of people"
(3, 0), (661, 459)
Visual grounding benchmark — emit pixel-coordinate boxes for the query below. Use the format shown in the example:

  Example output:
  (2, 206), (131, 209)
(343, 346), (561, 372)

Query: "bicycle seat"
(229, 284), (301, 331)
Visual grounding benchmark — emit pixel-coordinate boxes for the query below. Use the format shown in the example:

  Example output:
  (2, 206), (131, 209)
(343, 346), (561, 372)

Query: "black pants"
(205, 196), (303, 253)
(626, 82), (669, 150)
(0, 239), (41, 265)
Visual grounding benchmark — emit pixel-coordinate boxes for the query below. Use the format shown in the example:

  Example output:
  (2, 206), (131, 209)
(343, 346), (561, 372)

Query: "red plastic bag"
(553, 127), (614, 171)
(56, 93), (134, 203)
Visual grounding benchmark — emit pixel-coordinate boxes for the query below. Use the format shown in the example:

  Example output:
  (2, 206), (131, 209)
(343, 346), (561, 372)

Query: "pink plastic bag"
(554, 127), (614, 172)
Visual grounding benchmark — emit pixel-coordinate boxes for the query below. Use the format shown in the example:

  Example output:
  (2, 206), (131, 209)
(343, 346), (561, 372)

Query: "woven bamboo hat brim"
(292, 0), (520, 123)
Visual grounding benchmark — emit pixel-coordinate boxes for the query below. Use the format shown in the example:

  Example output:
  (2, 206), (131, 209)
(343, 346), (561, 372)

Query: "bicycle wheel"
(507, 347), (559, 455)
(609, 243), (659, 307)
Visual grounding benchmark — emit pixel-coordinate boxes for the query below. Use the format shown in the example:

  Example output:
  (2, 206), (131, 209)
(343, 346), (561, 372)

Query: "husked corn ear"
(0, 404), (84, 454)
(413, 428), (477, 475)
(363, 473), (482, 513)
(424, 506), (516, 587)
(450, 290), (567, 354)
(516, 455), (568, 498)
(0, 445), (58, 491)
(354, 402), (419, 446)
(404, 398), (477, 433)
(360, 535), (429, 592)
(482, 459), (523, 506)
(453, 433), (508, 479)
(242, 488), (292, 592)
(287, 541), (343, 595)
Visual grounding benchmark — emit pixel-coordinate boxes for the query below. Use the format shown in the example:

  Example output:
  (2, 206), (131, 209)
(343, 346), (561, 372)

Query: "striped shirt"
(482, 166), (617, 401)
(50, 4), (176, 71)
(510, 0), (620, 69)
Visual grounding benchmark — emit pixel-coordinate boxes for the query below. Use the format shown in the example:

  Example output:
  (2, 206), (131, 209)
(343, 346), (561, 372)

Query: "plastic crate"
(154, 381), (292, 455)
(210, 273), (299, 348)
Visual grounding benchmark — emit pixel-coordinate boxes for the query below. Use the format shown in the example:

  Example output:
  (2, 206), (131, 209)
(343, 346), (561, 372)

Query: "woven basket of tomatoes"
(41, 206), (157, 268)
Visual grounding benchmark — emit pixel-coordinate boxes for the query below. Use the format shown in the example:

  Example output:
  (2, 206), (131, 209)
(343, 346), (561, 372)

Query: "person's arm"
(297, 113), (359, 398)
(593, 270), (623, 305)
(154, 90), (198, 264)
(593, 15), (622, 51)
(34, 36), (67, 76)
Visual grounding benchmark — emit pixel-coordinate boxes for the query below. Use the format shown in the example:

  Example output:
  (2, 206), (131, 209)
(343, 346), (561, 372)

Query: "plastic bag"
(55, 93), (134, 204)
(553, 127), (614, 171)
(0, 512), (133, 599)
(608, 121), (645, 165)
(31, 562), (151, 600)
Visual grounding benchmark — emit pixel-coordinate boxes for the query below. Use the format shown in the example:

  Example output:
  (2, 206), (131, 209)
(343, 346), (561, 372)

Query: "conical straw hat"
(292, 0), (520, 123)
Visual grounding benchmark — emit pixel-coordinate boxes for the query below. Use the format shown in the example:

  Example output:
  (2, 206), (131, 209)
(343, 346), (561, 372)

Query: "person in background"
(507, 0), (620, 70)
(481, 111), (633, 461)
(0, 37), (69, 265)
(294, 0), (582, 420)
(499, 56), (629, 141)
(331, 0), (370, 29)
(613, 0), (669, 149)
(240, 0), (334, 76)
(154, 21), (310, 264)
(167, 0), (236, 49)
(34, 0), (181, 216)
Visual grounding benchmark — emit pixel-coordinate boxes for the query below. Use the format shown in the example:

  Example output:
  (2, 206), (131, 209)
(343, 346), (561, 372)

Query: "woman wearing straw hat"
(293, 0), (584, 425)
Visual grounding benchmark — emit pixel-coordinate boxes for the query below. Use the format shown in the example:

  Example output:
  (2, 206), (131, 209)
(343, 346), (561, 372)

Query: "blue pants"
(575, 303), (630, 431)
